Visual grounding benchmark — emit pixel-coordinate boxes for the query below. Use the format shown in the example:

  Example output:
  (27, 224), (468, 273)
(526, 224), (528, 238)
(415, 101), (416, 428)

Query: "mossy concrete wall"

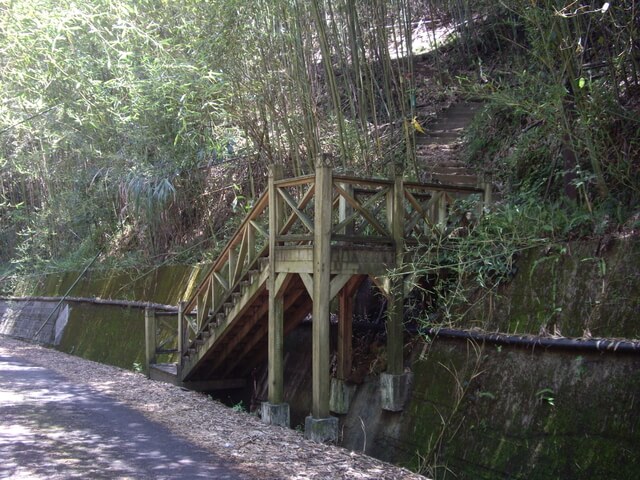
(14, 265), (208, 305)
(5, 239), (640, 478)
(56, 303), (147, 370)
(4, 265), (207, 370)
(339, 338), (640, 479)
(464, 238), (640, 338)
(338, 237), (640, 478)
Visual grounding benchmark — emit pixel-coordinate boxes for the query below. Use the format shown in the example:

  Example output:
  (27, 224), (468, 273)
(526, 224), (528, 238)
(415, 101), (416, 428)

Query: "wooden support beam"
(228, 249), (237, 290)
(332, 187), (389, 235)
(213, 271), (229, 291)
(312, 158), (332, 419)
(232, 227), (249, 286)
(268, 164), (285, 405)
(279, 183), (316, 237)
(274, 273), (295, 298)
(338, 176), (354, 236)
(299, 273), (314, 299)
(329, 274), (352, 300)
(386, 167), (405, 376)
(277, 187), (314, 233)
(333, 183), (391, 237)
(178, 301), (186, 379)
(247, 219), (256, 264)
(250, 220), (269, 239)
(224, 283), (309, 377)
(337, 281), (354, 380)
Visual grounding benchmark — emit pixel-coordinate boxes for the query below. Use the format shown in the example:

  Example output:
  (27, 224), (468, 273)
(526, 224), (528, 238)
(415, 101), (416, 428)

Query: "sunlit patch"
(0, 362), (45, 372)
(0, 389), (25, 403)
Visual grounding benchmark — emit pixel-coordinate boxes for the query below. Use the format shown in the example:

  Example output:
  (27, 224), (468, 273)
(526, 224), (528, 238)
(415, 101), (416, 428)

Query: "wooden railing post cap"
(315, 153), (333, 169)
(388, 161), (404, 179)
(269, 164), (283, 178)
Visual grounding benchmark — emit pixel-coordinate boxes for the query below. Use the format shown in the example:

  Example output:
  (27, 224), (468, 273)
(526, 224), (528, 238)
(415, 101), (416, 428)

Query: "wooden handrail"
(184, 189), (269, 313)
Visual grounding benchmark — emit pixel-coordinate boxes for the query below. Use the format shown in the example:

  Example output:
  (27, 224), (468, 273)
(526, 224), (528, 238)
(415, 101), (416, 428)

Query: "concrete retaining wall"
(0, 299), (69, 345)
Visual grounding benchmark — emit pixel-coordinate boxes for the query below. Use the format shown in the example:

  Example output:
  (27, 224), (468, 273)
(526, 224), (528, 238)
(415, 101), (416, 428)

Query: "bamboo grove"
(1, 0), (639, 284)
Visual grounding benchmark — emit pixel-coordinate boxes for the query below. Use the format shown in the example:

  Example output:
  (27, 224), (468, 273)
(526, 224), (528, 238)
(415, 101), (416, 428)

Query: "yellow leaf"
(412, 116), (426, 134)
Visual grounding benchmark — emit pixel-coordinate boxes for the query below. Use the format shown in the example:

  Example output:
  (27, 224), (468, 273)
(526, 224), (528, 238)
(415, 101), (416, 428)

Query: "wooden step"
(416, 135), (464, 146)
(427, 166), (477, 176)
(422, 174), (479, 187)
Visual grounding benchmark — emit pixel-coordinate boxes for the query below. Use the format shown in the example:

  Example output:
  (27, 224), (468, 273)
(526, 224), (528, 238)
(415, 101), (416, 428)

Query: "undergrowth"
(405, 196), (615, 330)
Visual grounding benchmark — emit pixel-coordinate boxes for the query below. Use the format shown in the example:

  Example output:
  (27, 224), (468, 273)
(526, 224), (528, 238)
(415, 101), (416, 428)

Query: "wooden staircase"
(146, 153), (490, 431)
(180, 260), (312, 382)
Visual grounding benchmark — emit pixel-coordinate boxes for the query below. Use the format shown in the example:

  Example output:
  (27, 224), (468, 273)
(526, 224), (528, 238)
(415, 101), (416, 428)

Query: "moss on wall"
(400, 339), (640, 479)
(464, 238), (640, 339)
(16, 264), (209, 305)
(10, 265), (204, 371)
(57, 303), (145, 370)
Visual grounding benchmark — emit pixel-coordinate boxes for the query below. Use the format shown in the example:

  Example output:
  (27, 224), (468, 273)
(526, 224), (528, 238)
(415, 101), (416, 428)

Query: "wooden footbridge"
(147, 157), (490, 441)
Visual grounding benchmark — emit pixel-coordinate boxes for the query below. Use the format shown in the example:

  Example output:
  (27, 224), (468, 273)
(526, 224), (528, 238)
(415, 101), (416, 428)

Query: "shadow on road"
(0, 353), (247, 479)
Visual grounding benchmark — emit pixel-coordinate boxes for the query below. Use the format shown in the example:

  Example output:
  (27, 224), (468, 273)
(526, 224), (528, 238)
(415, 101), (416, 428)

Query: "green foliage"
(1, 0), (638, 296)
(232, 400), (245, 413)
(0, 0), (240, 274)
(407, 197), (607, 327)
(536, 388), (556, 407)
(462, 1), (640, 208)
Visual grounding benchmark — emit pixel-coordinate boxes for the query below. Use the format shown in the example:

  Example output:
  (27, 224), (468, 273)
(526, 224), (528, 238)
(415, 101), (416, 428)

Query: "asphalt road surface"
(0, 351), (249, 479)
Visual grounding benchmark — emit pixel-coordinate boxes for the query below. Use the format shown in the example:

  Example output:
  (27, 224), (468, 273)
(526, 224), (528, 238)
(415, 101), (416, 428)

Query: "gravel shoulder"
(0, 336), (425, 480)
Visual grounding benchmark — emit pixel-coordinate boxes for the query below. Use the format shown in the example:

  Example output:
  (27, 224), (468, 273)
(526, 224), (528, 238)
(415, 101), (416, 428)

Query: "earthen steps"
(415, 100), (486, 188)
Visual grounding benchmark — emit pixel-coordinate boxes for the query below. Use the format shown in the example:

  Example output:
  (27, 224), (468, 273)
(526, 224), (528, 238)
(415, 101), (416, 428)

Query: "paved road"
(0, 352), (248, 479)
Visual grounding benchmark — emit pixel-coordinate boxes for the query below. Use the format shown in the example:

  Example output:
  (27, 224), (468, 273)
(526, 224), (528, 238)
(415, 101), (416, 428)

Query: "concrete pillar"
(305, 415), (339, 444)
(380, 372), (413, 412)
(261, 402), (290, 428)
(330, 377), (356, 415)
(331, 278), (356, 415)
(337, 284), (353, 380)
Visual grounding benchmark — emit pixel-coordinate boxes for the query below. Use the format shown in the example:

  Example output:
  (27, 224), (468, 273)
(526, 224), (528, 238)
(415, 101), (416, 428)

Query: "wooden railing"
(179, 164), (487, 370)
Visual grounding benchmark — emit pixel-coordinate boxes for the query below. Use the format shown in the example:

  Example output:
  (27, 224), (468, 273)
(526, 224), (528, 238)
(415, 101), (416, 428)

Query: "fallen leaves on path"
(0, 336), (425, 480)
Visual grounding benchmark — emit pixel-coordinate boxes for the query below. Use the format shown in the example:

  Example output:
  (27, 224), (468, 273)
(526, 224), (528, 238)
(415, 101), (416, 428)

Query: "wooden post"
(144, 307), (157, 376)
(482, 177), (492, 215)
(338, 173), (354, 238)
(247, 221), (256, 264)
(312, 157), (333, 418)
(268, 164), (285, 405)
(386, 166), (404, 376)
(228, 249), (237, 287)
(337, 285), (353, 380)
(437, 193), (447, 227)
(336, 169), (353, 408)
(177, 301), (185, 378)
